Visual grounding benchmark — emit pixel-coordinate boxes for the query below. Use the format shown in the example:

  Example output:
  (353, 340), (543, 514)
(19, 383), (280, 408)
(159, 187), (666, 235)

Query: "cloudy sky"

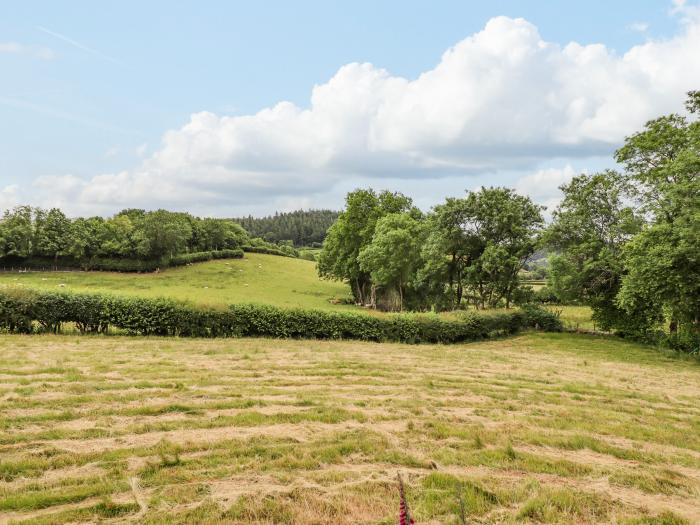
(2, 0), (700, 217)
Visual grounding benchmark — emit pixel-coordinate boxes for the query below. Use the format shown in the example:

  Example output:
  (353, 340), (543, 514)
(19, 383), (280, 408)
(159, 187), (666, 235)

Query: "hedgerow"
(242, 246), (296, 258)
(0, 249), (243, 273)
(0, 289), (562, 343)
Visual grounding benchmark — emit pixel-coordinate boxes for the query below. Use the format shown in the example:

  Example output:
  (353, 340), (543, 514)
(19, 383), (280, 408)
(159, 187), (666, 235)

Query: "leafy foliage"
(0, 249), (243, 273)
(0, 205), (313, 271)
(546, 171), (645, 332)
(547, 90), (700, 351)
(233, 210), (340, 247)
(318, 189), (417, 306)
(320, 187), (543, 312)
(0, 288), (561, 342)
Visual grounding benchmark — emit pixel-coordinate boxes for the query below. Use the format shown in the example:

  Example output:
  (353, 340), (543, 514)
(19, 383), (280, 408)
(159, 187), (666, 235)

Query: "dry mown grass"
(0, 333), (698, 524)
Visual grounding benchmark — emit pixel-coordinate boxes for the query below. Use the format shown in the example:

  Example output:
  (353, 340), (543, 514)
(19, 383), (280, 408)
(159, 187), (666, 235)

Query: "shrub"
(0, 289), (562, 343)
(242, 246), (296, 258)
(519, 304), (563, 332)
(0, 249), (244, 274)
(533, 286), (561, 304)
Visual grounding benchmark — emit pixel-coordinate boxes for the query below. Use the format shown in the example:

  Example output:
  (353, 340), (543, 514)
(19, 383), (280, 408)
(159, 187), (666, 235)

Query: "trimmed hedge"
(0, 288), (562, 343)
(242, 246), (295, 258)
(0, 249), (244, 273)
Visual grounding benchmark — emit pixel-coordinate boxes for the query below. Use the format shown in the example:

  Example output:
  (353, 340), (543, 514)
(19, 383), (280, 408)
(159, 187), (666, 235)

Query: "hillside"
(0, 253), (351, 310)
(233, 209), (339, 247)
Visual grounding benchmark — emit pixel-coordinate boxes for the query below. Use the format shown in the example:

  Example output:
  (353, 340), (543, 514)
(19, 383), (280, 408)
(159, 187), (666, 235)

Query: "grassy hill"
(0, 332), (697, 524)
(0, 253), (596, 329)
(0, 253), (352, 311)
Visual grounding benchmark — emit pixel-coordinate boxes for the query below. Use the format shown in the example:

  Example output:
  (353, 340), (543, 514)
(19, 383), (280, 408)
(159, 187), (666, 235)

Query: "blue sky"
(1, 0), (699, 216)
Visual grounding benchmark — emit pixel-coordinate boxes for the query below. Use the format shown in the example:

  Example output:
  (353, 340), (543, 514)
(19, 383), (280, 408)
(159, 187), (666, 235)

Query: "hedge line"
(242, 246), (295, 258)
(0, 249), (244, 273)
(0, 289), (561, 343)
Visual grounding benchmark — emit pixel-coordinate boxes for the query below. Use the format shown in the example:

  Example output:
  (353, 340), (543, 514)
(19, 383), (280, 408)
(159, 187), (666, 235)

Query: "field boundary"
(0, 288), (562, 343)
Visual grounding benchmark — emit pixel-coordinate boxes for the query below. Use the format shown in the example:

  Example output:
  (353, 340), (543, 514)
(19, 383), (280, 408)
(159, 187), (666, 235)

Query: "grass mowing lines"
(1, 332), (699, 523)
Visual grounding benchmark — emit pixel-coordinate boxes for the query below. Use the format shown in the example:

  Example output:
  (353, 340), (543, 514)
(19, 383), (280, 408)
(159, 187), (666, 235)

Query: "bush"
(518, 303), (563, 332)
(533, 286), (561, 304)
(0, 289), (562, 343)
(242, 246), (296, 258)
(0, 249), (244, 274)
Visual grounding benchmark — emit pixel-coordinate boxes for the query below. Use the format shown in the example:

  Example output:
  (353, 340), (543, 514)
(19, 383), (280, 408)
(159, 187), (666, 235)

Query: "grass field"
(0, 254), (352, 311)
(1, 332), (698, 524)
(0, 254), (595, 330)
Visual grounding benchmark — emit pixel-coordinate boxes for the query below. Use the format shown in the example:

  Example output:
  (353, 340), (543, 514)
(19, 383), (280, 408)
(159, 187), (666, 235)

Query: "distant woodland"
(233, 210), (339, 247)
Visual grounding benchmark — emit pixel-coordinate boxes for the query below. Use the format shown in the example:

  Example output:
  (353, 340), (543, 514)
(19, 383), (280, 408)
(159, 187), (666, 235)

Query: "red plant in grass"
(397, 473), (415, 525)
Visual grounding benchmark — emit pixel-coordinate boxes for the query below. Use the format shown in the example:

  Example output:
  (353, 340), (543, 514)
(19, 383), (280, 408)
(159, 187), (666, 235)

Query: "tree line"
(318, 187), (543, 312)
(319, 91), (699, 350)
(0, 208), (251, 263)
(233, 209), (340, 247)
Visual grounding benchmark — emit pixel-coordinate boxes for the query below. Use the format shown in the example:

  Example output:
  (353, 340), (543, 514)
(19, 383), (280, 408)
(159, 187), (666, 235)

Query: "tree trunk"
(354, 277), (364, 305)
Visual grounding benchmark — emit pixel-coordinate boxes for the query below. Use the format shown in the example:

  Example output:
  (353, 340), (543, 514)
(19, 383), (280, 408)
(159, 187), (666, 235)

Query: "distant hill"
(233, 209), (339, 247)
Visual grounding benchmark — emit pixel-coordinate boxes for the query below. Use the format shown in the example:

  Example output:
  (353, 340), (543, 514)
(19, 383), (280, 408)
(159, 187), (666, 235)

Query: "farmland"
(0, 254), (351, 311)
(1, 333), (698, 524)
(0, 254), (594, 331)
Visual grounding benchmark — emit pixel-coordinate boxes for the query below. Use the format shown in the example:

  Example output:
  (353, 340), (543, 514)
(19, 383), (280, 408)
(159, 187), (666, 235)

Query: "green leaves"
(548, 90), (700, 351)
(0, 289), (561, 343)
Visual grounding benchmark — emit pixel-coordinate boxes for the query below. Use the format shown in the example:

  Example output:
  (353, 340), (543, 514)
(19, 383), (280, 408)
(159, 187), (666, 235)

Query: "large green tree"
(614, 90), (700, 342)
(318, 189), (415, 304)
(416, 198), (480, 309)
(546, 171), (646, 331)
(419, 187), (543, 309)
(358, 213), (425, 311)
(0, 206), (34, 258)
(462, 188), (544, 308)
(33, 208), (71, 260)
(134, 210), (193, 260)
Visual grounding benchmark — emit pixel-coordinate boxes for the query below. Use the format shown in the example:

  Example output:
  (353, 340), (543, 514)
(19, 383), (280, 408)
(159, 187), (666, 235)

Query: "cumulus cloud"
(629, 22), (650, 33)
(515, 165), (580, 214)
(0, 41), (55, 60)
(15, 9), (700, 215)
(0, 185), (20, 211)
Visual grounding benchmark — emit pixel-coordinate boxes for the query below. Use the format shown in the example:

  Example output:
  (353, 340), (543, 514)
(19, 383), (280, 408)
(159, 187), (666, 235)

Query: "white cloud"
(515, 165), (580, 214)
(0, 185), (20, 211)
(629, 22), (650, 33)
(13, 11), (700, 215)
(0, 41), (55, 60)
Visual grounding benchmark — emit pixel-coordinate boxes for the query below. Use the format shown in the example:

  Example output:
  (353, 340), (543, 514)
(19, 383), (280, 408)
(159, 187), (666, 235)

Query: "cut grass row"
(1, 332), (698, 524)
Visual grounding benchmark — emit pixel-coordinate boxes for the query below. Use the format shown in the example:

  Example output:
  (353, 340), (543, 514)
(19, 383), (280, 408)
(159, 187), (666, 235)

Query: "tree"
(420, 188), (543, 309)
(417, 198), (479, 309)
(135, 210), (193, 260)
(63, 217), (106, 260)
(0, 206), (34, 258)
(358, 213), (425, 311)
(100, 214), (137, 257)
(318, 189), (415, 304)
(463, 188), (544, 308)
(546, 171), (644, 331)
(233, 210), (340, 246)
(198, 218), (248, 251)
(33, 208), (71, 260)
(613, 90), (700, 342)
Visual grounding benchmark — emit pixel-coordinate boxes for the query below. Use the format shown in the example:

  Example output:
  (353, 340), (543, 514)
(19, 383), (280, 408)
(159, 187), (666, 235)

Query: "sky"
(1, 0), (700, 217)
